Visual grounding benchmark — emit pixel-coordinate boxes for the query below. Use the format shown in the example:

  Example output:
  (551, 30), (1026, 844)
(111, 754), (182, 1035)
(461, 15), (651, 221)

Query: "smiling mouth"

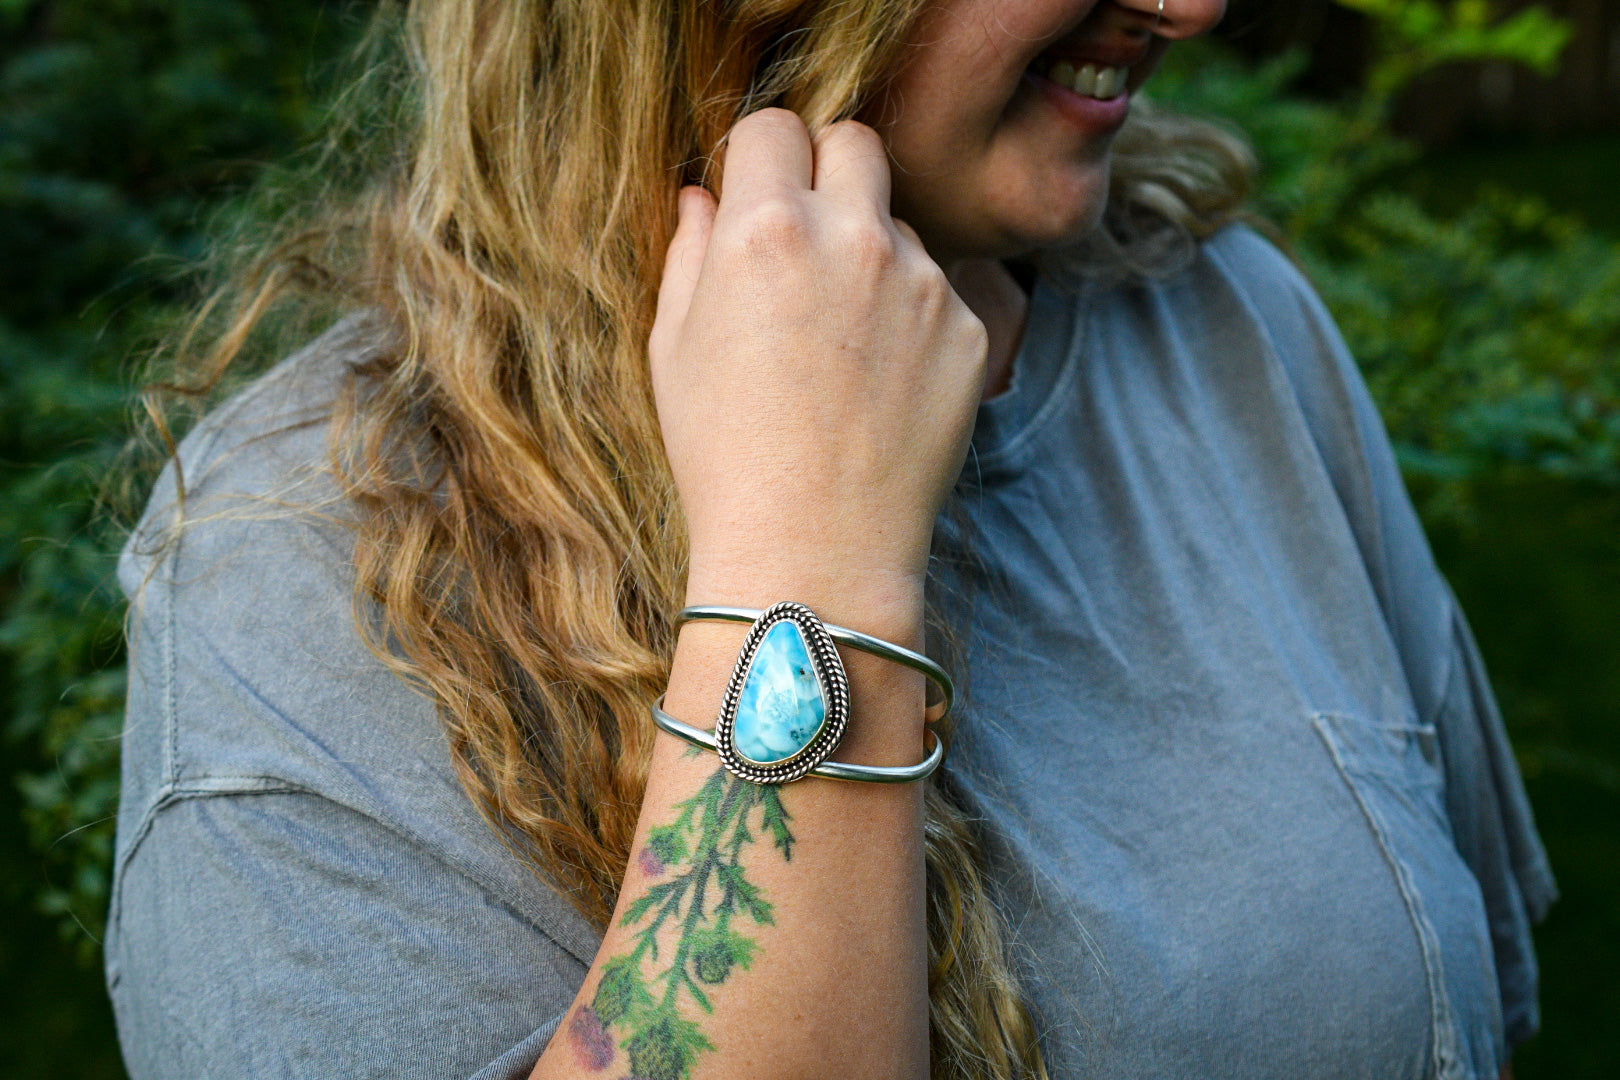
(1027, 56), (1129, 101)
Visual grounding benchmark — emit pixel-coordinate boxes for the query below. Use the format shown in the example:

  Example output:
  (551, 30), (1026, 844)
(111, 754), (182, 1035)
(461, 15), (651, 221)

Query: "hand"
(649, 109), (989, 600)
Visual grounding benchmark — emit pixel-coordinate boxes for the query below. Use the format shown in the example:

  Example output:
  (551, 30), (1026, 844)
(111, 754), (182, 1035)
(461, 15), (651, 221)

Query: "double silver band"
(650, 694), (944, 784)
(675, 604), (954, 725)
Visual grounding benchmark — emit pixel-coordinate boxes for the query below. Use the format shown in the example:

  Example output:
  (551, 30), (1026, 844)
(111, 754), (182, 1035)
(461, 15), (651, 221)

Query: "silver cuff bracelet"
(654, 600), (949, 784)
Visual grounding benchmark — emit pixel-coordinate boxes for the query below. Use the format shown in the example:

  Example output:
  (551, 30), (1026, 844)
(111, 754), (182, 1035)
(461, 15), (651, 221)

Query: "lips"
(1022, 66), (1133, 136)
(1024, 6), (1157, 99)
(1015, 18), (1150, 133)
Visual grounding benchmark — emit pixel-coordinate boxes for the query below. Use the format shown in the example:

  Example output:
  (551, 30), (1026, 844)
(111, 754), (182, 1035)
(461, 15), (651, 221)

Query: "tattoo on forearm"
(566, 767), (795, 1079)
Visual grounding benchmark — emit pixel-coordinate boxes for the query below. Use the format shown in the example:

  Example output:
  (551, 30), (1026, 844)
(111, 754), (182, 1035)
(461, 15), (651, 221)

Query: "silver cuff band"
(650, 694), (944, 784)
(675, 604), (954, 725)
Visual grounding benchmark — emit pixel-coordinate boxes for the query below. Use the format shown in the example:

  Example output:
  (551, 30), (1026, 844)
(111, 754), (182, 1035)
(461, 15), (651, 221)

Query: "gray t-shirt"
(108, 225), (1556, 1080)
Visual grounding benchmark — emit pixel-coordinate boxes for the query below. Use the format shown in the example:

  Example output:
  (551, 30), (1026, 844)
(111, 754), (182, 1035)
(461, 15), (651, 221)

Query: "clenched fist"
(650, 109), (989, 606)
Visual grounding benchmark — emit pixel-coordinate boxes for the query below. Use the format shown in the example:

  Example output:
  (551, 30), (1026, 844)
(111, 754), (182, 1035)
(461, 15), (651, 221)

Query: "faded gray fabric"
(108, 224), (1555, 1080)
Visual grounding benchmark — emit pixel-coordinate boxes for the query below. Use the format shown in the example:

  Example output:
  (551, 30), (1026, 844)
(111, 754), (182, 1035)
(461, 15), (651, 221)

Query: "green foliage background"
(0, 0), (1614, 1076)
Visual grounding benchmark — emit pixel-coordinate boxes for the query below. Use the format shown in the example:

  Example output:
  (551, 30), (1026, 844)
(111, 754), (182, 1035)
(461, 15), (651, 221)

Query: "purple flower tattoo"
(567, 1005), (615, 1071)
(637, 845), (665, 877)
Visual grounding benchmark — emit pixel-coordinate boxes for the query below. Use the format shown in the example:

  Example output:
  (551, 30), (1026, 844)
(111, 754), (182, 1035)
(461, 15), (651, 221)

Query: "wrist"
(682, 564), (926, 649)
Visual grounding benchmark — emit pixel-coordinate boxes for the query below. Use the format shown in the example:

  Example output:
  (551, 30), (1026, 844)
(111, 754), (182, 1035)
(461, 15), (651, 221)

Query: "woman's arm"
(532, 582), (930, 1080)
(530, 108), (988, 1080)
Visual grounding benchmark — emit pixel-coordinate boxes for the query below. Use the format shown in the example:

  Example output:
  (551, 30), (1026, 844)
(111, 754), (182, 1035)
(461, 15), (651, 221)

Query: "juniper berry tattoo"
(567, 768), (795, 1080)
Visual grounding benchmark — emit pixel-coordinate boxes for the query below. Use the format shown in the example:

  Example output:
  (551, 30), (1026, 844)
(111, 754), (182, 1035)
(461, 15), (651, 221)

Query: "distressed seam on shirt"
(124, 794), (577, 1080)
(112, 781), (598, 973)
(124, 366), (604, 968)
(139, 318), (373, 800)
(112, 777), (316, 928)
(133, 612), (605, 965)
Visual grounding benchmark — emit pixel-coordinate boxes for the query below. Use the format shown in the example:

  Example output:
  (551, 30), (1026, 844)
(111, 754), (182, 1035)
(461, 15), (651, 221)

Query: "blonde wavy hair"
(154, 1), (1254, 1077)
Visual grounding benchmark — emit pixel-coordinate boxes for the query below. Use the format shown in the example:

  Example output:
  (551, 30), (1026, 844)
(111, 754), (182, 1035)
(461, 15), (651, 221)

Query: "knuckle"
(911, 256), (953, 303)
(889, 215), (924, 250)
(819, 118), (883, 153)
(837, 218), (896, 270)
(958, 309), (990, 356)
(732, 106), (805, 142)
(731, 197), (811, 258)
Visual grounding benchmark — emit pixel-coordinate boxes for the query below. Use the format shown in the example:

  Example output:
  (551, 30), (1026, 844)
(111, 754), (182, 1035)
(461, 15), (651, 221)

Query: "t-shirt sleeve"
(107, 323), (598, 1078)
(1208, 224), (1559, 1047)
(108, 789), (583, 1080)
(1429, 577), (1557, 1047)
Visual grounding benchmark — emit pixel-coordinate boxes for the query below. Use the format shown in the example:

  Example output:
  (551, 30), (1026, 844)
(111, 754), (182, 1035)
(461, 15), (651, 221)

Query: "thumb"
(651, 185), (718, 355)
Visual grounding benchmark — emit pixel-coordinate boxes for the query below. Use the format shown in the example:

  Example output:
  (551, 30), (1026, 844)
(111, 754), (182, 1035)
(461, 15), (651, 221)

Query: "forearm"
(554, 105), (983, 1080)
(530, 571), (932, 1080)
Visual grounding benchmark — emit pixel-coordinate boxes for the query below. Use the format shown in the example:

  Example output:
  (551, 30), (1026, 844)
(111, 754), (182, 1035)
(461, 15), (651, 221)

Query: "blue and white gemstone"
(733, 620), (828, 764)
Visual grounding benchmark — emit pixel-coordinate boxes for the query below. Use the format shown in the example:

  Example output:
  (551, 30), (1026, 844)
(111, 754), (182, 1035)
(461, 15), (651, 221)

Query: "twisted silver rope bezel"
(709, 601), (851, 784)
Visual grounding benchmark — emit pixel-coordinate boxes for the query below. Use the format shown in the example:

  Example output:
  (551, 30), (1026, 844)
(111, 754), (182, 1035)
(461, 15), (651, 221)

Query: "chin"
(1008, 145), (1116, 242)
(936, 169), (1114, 262)
(1003, 197), (1110, 257)
(959, 182), (1114, 262)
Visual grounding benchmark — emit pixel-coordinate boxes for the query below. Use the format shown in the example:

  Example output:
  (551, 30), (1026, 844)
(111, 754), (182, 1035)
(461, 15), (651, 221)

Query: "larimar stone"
(733, 620), (828, 764)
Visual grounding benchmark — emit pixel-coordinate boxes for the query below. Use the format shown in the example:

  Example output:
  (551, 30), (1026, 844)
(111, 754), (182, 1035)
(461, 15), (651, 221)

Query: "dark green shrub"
(1156, 3), (1615, 521)
(1, 0), (362, 959)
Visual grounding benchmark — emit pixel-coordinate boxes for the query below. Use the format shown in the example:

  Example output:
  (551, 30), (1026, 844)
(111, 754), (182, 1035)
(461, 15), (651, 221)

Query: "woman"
(108, 0), (1555, 1077)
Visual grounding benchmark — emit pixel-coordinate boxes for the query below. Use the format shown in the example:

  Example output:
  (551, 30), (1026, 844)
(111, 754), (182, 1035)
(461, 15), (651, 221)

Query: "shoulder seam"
(109, 779), (600, 968)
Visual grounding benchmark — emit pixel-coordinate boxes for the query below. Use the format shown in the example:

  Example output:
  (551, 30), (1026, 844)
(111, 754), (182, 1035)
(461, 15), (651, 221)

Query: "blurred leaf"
(1330, 0), (1573, 111)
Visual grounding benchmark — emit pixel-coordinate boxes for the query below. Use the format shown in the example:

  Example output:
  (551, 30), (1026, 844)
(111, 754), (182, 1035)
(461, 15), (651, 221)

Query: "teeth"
(1032, 57), (1129, 100)
(1073, 62), (1099, 97)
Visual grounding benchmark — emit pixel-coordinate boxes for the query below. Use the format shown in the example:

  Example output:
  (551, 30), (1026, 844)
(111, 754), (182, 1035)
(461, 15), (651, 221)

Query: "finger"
(811, 120), (891, 212)
(652, 185), (718, 348)
(718, 108), (814, 204)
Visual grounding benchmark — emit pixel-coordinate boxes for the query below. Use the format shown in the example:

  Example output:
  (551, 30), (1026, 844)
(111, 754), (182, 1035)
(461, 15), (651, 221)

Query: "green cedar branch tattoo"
(567, 767), (795, 1079)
